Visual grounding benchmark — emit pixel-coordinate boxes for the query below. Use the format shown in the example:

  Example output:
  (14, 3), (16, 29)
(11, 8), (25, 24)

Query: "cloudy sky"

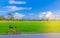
(0, 0), (60, 19)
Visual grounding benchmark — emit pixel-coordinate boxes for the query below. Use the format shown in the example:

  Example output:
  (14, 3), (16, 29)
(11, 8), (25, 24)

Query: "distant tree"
(8, 13), (14, 20)
(0, 16), (6, 20)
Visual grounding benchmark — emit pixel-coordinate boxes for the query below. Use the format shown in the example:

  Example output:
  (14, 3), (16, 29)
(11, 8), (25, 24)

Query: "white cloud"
(28, 7), (32, 10)
(9, 0), (26, 4)
(5, 6), (32, 11)
(54, 15), (60, 20)
(14, 13), (25, 19)
(38, 12), (46, 19)
(45, 11), (55, 19)
(38, 11), (55, 20)
(28, 13), (35, 20)
(37, 10), (60, 20)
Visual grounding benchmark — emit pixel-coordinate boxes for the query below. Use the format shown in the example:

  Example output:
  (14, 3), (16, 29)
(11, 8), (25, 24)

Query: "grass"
(0, 20), (60, 34)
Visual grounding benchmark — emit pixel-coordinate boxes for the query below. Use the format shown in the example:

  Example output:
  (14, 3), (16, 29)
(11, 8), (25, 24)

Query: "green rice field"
(0, 21), (60, 34)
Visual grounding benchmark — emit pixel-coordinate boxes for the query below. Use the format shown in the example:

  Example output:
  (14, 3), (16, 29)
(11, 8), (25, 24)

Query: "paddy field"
(0, 20), (60, 34)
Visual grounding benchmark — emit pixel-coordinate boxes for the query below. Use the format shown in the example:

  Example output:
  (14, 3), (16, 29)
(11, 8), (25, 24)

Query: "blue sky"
(0, 0), (60, 19)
